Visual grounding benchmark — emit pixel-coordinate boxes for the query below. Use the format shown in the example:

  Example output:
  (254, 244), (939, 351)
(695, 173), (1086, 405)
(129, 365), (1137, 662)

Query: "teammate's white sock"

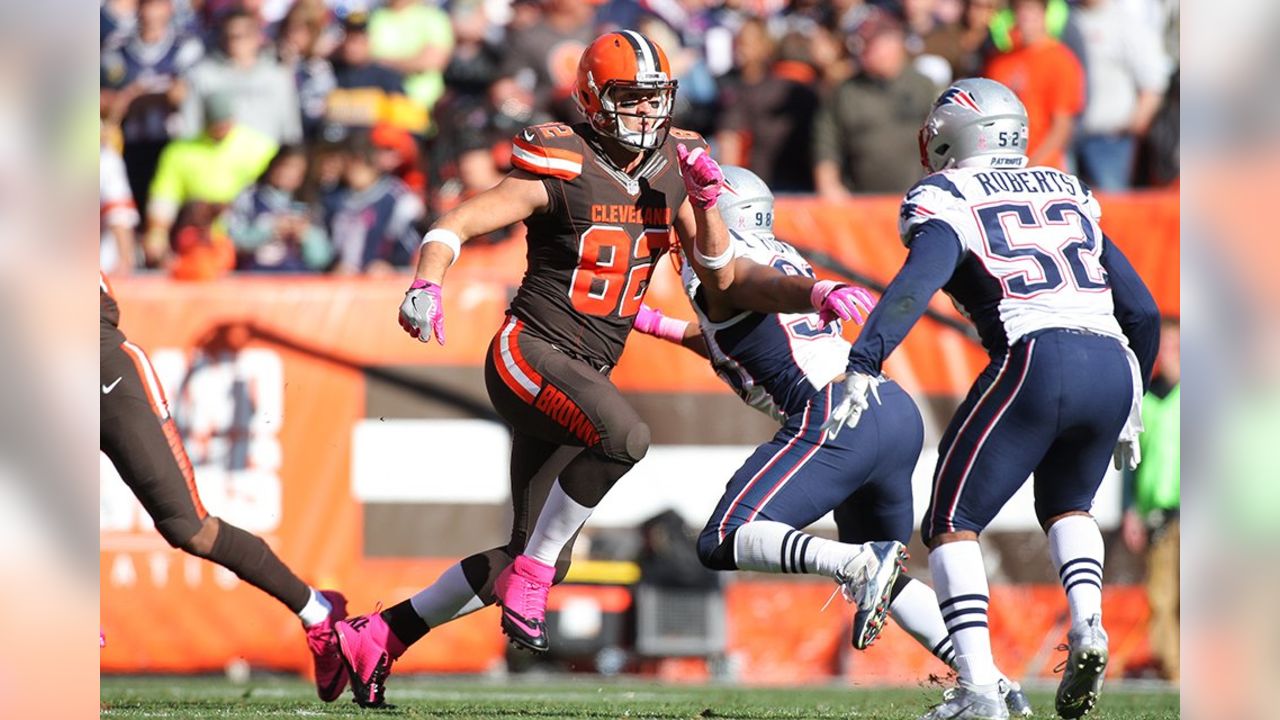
(1048, 514), (1105, 628)
(525, 480), (593, 567)
(297, 587), (333, 627)
(890, 577), (956, 669)
(733, 520), (863, 577)
(930, 540), (1000, 690)
(409, 562), (487, 627)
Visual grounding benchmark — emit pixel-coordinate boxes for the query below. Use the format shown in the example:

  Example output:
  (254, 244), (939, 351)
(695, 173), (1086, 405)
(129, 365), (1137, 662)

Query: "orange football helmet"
(575, 31), (678, 151)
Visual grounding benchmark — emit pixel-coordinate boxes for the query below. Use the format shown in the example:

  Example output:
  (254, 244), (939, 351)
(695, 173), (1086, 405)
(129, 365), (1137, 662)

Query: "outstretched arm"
(633, 304), (709, 358)
(399, 171), (549, 345)
(846, 221), (963, 375)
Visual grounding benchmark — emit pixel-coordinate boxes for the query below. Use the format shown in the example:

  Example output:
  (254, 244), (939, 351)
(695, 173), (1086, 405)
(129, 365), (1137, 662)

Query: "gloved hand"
(820, 372), (882, 441)
(676, 143), (724, 210)
(810, 280), (876, 327)
(1113, 432), (1141, 471)
(398, 279), (445, 345)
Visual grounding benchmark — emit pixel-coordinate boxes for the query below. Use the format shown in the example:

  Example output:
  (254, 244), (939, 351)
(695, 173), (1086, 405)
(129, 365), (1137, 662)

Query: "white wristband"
(693, 242), (735, 270)
(421, 228), (462, 266)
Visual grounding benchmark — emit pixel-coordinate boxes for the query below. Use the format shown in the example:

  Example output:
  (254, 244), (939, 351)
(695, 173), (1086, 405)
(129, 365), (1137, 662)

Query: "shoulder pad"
(511, 124), (583, 180)
(899, 174), (966, 246)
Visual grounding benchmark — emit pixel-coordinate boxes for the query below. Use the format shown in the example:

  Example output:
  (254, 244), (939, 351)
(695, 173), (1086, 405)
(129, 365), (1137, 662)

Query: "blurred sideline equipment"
(829, 78), (1161, 719)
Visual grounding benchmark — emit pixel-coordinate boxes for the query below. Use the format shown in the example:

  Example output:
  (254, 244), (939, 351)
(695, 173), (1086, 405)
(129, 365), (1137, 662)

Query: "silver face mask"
(918, 78), (1030, 173)
(717, 165), (775, 237)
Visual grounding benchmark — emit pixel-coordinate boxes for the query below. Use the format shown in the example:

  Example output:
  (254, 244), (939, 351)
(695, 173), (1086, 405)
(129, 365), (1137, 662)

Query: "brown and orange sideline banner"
(101, 192), (1176, 680)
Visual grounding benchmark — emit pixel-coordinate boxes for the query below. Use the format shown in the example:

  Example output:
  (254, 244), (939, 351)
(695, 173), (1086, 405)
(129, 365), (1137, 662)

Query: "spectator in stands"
(145, 93), (278, 266)
(983, 0), (1083, 170)
(169, 200), (237, 280)
(441, 0), (504, 103)
(183, 10), (303, 144)
(100, 0), (204, 221)
(1070, 0), (1170, 190)
(812, 8), (935, 196)
(276, 0), (338, 141)
(368, 0), (455, 125)
(1123, 316), (1180, 682)
(371, 123), (427, 195)
(101, 130), (141, 275)
(102, 0), (139, 50)
(950, 0), (1001, 78)
(807, 23), (855, 92)
(640, 15), (719, 135)
(499, 0), (596, 123)
(716, 19), (820, 193)
(328, 13), (426, 135)
(325, 131), (425, 275)
(902, 0), (971, 89)
(227, 145), (334, 273)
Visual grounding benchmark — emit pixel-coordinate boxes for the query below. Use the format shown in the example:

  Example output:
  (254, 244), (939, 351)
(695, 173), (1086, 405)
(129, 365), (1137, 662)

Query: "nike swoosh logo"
(522, 129), (534, 142)
(502, 608), (544, 637)
(102, 377), (123, 394)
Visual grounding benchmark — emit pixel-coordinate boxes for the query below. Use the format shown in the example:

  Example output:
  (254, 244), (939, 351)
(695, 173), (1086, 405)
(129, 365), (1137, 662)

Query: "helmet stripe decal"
(620, 30), (655, 75)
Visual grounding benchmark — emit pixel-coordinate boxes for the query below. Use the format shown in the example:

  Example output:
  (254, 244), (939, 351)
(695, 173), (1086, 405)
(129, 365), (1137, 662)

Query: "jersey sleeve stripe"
(511, 144), (582, 180)
(513, 137), (583, 164)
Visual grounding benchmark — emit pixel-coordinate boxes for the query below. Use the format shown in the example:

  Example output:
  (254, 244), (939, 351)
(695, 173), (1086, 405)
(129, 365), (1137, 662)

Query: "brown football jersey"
(101, 273), (125, 351)
(508, 121), (708, 371)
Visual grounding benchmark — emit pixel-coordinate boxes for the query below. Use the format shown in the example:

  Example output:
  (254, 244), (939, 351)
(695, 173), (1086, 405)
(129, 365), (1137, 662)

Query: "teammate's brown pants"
(457, 316), (651, 599)
(101, 331), (310, 613)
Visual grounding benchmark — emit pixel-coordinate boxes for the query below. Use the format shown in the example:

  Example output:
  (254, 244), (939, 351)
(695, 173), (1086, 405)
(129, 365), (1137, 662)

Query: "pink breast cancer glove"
(810, 280), (876, 328)
(676, 143), (724, 210)
(399, 279), (446, 345)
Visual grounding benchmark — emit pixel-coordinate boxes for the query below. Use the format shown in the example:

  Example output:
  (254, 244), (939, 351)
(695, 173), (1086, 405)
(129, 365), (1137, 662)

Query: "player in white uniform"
(822, 79), (1161, 720)
(635, 166), (1031, 714)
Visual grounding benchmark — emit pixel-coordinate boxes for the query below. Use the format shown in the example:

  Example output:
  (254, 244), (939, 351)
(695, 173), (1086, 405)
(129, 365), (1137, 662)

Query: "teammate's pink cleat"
(495, 554), (556, 652)
(333, 610), (406, 708)
(305, 590), (349, 702)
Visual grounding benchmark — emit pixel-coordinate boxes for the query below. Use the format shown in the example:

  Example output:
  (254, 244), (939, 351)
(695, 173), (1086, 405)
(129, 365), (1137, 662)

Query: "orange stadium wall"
(100, 192), (1177, 681)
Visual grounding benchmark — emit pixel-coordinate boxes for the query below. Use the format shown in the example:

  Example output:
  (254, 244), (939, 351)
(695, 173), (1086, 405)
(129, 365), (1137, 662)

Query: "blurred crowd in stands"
(100, 0), (1180, 277)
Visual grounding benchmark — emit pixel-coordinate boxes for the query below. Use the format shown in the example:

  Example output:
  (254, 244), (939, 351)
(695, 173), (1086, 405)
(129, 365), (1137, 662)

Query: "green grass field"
(100, 676), (1179, 719)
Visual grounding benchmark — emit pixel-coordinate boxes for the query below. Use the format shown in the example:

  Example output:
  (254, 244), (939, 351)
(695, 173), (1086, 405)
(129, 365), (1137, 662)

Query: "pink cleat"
(305, 590), (348, 702)
(495, 554), (555, 652)
(333, 610), (406, 708)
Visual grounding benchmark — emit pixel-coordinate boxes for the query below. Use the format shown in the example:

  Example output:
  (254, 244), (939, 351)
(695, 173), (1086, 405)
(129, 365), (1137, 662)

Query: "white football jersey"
(900, 167), (1125, 351)
(682, 230), (849, 420)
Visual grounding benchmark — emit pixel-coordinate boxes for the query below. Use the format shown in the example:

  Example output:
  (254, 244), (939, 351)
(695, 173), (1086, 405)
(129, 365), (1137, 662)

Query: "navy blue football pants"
(922, 328), (1134, 542)
(697, 378), (924, 568)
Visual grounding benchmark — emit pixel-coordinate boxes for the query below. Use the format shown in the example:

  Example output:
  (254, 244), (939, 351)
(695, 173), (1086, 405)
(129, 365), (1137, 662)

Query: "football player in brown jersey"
(99, 275), (350, 701)
(332, 31), (740, 707)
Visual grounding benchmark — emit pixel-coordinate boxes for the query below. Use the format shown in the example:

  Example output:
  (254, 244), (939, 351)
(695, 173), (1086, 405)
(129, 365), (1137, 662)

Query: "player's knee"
(601, 418), (650, 464)
(155, 513), (210, 555)
(696, 530), (736, 571)
(1039, 508), (1092, 533)
(924, 529), (978, 550)
(182, 516), (220, 557)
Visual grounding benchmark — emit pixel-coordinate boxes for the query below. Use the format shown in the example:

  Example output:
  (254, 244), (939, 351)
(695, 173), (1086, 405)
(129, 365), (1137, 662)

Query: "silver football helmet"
(718, 165), (775, 236)
(918, 78), (1029, 173)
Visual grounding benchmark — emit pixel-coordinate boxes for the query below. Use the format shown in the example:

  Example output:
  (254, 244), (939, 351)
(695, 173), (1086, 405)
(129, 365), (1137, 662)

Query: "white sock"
(525, 480), (593, 567)
(930, 540), (999, 689)
(890, 577), (956, 669)
(297, 587), (333, 627)
(409, 562), (487, 628)
(732, 520), (863, 577)
(1048, 514), (1105, 627)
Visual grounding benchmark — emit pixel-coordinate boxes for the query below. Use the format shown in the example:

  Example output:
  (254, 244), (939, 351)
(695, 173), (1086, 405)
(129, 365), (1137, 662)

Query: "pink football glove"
(810, 280), (876, 327)
(676, 143), (724, 210)
(399, 279), (446, 345)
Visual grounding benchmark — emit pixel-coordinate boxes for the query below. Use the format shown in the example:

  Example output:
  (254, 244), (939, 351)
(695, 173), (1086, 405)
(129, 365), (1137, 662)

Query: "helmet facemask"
(586, 72), (678, 152)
